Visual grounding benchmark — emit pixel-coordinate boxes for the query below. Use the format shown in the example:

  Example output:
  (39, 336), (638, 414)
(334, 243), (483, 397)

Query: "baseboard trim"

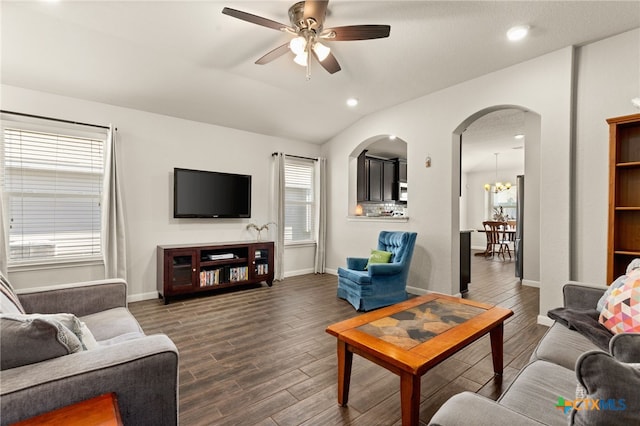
(127, 291), (158, 303)
(537, 315), (554, 327)
(406, 285), (427, 295)
(283, 268), (315, 278)
(522, 279), (540, 288)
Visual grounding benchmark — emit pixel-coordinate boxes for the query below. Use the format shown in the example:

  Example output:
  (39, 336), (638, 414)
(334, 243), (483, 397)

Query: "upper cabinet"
(607, 113), (640, 282)
(357, 151), (405, 203)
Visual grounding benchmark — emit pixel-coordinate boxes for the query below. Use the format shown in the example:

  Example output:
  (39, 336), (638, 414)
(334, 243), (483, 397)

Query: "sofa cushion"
(0, 272), (25, 314)
(530, 322), (599, 370)
(599, 270), (640, 334)
(0, 313), (84, 370)
(81, 307), (144, 342)
(498, 360), (577, 426)
(570, 350), (640, 426)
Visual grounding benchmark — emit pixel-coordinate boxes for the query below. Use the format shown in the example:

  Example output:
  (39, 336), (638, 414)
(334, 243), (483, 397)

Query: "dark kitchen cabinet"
(357, 151), (397, 202)
(383, 160), (395, 201)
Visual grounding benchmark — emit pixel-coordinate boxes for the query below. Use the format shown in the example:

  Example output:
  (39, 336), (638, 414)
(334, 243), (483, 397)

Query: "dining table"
(475, 227), (516, 257)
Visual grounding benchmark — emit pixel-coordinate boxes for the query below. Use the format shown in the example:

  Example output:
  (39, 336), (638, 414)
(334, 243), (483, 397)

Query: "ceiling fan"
(222, 1), (391, 79)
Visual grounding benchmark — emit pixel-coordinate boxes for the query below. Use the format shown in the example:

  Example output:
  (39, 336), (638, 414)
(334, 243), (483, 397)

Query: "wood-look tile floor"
(129, 251), (548, 425)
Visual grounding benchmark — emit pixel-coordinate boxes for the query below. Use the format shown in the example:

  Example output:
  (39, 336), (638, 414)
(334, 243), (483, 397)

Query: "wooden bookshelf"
(157, 241), (274, 304)
(607, 113), (640, 282)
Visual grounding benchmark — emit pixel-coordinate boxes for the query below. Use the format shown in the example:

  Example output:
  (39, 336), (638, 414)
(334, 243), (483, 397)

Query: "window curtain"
(0, 190), (7, 275)
(314, 157), (327, 273)
(272, 153), (285, 281)
(102, 126), (127, 279)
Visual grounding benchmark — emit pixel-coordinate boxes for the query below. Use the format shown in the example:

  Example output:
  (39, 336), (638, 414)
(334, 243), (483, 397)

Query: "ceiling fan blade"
(303, 1), (329, 25)
(321, 25), (391, 41)
(222, 7), (290, 31)
(313, 50), (341, 74)
(255, 43), (291, 65)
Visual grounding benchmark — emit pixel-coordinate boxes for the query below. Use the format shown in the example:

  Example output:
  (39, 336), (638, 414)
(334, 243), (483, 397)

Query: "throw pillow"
(570, 350), (640, 426)
(596, 258), (640, 313)
(365, 249), (393, 270)
(596, 274), (627, 313)
(0, 271), (26, 314)
(599, 270), (640, 334)
(1, 313), (83, 370)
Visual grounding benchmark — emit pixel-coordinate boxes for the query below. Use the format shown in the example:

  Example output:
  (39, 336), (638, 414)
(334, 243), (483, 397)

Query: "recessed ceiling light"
(514, 134), (525, 140)
(507, 25), (530, 42)
(346, 98), (358, 107)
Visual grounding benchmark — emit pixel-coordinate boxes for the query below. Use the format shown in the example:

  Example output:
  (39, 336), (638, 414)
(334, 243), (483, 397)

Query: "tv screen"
(173, 168), (251, 218)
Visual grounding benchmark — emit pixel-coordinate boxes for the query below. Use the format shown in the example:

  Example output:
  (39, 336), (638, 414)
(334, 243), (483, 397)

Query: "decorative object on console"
(246, 222), (275, 241)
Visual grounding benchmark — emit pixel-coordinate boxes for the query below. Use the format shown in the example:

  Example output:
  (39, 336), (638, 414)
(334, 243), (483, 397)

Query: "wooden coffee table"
(326, 293), (513, 426)
(12, 393), (123, 426)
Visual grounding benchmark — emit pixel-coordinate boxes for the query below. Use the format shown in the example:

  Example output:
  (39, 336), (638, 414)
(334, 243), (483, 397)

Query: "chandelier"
(484, 153), (512, 193)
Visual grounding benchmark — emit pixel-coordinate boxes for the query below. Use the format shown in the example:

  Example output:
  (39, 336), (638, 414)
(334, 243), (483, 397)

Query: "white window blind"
(2, 127), (105, 264)
(284, 158), (315, 243)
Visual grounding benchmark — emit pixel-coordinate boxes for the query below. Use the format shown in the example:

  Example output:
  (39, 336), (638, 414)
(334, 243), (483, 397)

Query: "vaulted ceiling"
(2, 1), (639, 150)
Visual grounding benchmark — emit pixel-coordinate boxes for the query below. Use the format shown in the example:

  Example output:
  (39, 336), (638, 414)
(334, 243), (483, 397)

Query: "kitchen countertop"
(347, 216), (409, 222)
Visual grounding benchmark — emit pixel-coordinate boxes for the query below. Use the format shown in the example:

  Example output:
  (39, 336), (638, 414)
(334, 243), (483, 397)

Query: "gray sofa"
(0, 277), (179, 425)
(429, 282), (640, 425)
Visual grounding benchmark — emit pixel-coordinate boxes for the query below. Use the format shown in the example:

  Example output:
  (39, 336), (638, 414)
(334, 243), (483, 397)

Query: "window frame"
(283, 157), (316, 246)
(1, 118), (108, 268)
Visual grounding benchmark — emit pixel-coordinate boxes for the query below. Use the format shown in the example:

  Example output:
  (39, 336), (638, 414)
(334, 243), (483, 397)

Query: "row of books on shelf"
(256, 263), (269, 275)
(199, 266), (249, 287)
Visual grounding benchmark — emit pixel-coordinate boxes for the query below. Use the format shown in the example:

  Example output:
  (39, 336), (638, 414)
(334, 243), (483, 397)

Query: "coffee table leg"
(337, 340), (353, 406)
(400, 373), (421, 426)
(489, 323), (505, 375)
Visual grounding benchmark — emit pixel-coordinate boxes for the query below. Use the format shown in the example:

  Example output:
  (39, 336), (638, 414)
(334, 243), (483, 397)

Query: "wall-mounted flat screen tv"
(173, 168), (251, 218)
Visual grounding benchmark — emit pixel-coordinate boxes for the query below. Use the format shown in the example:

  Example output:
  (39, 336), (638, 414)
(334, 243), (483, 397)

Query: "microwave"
(399, 182), (408, 202)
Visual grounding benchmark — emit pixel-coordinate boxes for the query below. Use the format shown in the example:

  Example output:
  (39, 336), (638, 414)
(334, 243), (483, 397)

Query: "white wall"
(324, 28), (640, 317)
(324, 46), (574, 317)
(573, 28), (640, 284)
(2, 85), (320, 299)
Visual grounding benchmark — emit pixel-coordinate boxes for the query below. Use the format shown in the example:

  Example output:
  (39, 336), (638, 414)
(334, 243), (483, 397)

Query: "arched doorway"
(453, 105), (541, 292)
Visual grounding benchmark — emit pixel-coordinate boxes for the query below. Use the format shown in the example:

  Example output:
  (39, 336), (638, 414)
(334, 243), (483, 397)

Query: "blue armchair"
(337, 231), (417, 311)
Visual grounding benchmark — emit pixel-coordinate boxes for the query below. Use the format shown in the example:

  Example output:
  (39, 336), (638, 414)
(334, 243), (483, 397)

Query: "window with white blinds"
(284, 158), (315, 243)
(1, 127), (105, 264)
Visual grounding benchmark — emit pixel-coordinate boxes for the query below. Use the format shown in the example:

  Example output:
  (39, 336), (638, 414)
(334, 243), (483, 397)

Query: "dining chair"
(482, 221), (510, 260)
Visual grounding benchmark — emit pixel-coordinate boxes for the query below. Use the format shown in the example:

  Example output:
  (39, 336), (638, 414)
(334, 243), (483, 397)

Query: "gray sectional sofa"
(0, 276), (179, 425)
(429, 282), (640, 425)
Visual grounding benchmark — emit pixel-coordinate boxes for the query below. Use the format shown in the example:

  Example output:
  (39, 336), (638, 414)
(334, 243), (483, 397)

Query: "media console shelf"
(157, 241), (274, 304)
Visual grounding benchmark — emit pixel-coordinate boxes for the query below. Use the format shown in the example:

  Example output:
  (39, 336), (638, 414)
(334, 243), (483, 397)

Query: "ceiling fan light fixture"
(293, 51), (308, 66)
(312, 41), (330, 61)
(289, 36), (307, 56)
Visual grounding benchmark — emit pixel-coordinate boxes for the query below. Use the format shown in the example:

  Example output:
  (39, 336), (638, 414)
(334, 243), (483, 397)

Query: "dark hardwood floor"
(129, 251), (548, 425)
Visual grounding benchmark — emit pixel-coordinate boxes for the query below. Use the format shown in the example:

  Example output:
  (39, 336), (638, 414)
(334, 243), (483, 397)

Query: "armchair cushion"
(364, 249), (392, 270)
(337, 267), (371, 285)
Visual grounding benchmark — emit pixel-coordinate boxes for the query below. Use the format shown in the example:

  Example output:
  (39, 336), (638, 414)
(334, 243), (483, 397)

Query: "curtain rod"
(271, 152), (318, 162)
(0, 110), (113, 131)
